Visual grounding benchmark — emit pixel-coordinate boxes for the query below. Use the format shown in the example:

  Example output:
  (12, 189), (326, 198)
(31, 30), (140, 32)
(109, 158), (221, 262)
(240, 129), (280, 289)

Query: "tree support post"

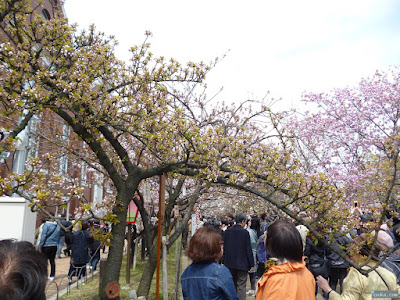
(126, 223), (132, 285)
(133, 236), (139, 270)
(156, 174), (166, 300)
(162, 236), (168, 300)
(173, 232), (182, 300)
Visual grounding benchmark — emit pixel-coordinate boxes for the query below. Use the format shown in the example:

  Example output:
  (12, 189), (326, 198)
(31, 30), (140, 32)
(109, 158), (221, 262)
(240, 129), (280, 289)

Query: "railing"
(46, 245), (102, 299)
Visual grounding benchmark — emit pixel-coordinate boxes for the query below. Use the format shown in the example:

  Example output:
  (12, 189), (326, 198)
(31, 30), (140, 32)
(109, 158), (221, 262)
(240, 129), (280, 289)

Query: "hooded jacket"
(256, 260), (315, 300)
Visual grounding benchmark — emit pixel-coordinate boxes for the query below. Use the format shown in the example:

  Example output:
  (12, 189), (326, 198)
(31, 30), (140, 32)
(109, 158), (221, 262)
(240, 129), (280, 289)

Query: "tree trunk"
(99, 189), (134, 300)
(137, 242), (159, 297)
(136, 186), (199, 298)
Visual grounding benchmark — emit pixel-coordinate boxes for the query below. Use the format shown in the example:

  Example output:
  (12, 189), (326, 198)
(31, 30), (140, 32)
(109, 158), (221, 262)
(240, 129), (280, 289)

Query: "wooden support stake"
(126, 224), (132, 285)
(173, 222), (182, 300)
(162, 236), (168, 300)
(133, 236), (139, 270)
(156, 174), (166, 300)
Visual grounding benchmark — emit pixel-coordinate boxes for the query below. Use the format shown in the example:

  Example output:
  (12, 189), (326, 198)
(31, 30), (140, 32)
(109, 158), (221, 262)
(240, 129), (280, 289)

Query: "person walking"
(246, 216), (260, 296)
(327, 234), (350, 294)
(68, 221), (93, 281)
(89, 220), (101, 271)
(38, 217), (60, 281)
(57, 213), (72, 258)
(256, 220), (315, 300)
(305, 231), (330, 299)
(223, 213), (254, 300)
(181, 226), (238, 300)
(35, 218), (46, 249)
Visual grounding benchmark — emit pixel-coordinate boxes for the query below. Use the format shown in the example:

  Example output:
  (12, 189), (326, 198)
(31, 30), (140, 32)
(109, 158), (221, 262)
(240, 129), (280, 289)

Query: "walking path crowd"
(181, 208), (400, 300)
(0, 206), (400, 299)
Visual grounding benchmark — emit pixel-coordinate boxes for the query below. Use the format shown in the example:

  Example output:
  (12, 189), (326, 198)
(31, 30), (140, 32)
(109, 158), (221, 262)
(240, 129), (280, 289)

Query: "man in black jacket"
(222, 213), (254, 300)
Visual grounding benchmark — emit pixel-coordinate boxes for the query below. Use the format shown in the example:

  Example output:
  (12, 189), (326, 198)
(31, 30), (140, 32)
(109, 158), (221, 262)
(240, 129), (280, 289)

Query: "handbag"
(309, 248), (329, 278)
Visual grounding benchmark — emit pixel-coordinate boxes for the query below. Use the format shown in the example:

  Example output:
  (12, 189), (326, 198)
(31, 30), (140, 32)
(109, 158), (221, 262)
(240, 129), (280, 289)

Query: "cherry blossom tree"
(0, 1), (272, 298)
(291, 67), (400, 218)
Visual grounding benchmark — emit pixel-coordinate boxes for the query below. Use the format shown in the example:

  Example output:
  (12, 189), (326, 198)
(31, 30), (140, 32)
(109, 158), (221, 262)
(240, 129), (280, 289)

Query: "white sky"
(64, 0), (400, 111)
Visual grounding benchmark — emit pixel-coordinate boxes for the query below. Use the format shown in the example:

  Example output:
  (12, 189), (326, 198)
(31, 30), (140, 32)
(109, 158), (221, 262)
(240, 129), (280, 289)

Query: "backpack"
(256, 235), (269, 264)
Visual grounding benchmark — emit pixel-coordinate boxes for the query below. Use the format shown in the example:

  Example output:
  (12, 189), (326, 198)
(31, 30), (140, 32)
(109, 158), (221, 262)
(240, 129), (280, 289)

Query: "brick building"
(0, 0), (112, 229)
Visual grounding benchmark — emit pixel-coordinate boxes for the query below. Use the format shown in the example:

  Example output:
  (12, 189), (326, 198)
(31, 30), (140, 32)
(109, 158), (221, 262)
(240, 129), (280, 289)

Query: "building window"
(41, 9), (51, 20)
(81, 162), (87, 186)
(59, 124), (70, 174)
(28, 115), (40, 159)
(59, 154), (68, 174)
(93, 174), (104, 205)
(105, 180), (113, 193)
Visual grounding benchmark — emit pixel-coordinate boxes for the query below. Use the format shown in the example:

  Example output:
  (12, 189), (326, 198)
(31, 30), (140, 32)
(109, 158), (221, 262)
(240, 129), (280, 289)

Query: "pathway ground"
(46, 247), (327, 299)
(45, 249), (108, 299)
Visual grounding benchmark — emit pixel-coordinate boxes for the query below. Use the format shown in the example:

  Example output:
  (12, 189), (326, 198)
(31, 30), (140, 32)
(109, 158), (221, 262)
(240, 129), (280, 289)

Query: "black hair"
(265, 220), (303, 262)
(0, 239), (47, 300)
(235, 213), (247, 224)
(250, 216), (261, 237)
(81, 221), (89, 230)
(207, 218), (221, 230)
(260, 213), (267, 221)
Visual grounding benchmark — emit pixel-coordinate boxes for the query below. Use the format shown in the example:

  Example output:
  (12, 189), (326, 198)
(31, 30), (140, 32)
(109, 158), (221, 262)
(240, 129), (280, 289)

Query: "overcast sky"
(64, 0), (400, 111)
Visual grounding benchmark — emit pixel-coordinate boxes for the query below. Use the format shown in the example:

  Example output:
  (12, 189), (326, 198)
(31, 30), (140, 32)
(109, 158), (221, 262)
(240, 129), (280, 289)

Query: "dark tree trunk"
(99, 186), (136, 300)
(137, 242), (159, 297)
(136, 184), (199, 298)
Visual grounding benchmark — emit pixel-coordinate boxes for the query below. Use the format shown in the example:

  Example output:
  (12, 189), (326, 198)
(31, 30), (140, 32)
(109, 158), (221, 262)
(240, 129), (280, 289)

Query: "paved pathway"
(45, 249), (108, 299)
(45, 248), (327, 299)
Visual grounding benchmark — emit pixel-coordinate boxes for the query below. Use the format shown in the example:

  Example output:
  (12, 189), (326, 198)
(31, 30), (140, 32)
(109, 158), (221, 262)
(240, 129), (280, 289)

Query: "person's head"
(221, 218), (228, 227)
(250, 216), (260, 230)
(185, 226), (223, 263)
(373, 230), (394, 250)
(0, 239), (47, 300)
(235, 213), (247, 226)
(265, 220), (303, 262)
(81, 221), (89, 230)
(260, 213), (267, 221)
(353, 233), (385, 261)
(207, 218), (221, 230)
(250, 216), (261, 236)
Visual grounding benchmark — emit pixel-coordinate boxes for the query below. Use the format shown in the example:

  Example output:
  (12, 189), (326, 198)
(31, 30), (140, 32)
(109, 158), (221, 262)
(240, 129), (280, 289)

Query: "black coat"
(305, 237), (329, 278)
(222, 224), (254, 271)
(327, 235), (350, 269)
(71, 230), (94, 265)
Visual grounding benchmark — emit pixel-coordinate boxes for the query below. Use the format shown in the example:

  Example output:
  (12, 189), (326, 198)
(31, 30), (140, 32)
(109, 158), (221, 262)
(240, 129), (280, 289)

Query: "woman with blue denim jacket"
(181, 225), (239, 300)
(38, 219), (60, 281)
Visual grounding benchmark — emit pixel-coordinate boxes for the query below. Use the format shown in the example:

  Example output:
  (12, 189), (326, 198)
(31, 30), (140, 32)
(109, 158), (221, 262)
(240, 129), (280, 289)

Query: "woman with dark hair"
(317, 233), (399, 299)
(246, 216), (260, 296)
(256, 220), (315, 300)
(181, 225), (238, 300)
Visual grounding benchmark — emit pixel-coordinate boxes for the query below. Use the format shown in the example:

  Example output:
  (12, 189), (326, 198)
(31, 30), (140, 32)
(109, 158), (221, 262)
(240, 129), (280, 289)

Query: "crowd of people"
(1, 207), (400, 299)
(181, 208), (400, 300)
(35, 214), (106, 281)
